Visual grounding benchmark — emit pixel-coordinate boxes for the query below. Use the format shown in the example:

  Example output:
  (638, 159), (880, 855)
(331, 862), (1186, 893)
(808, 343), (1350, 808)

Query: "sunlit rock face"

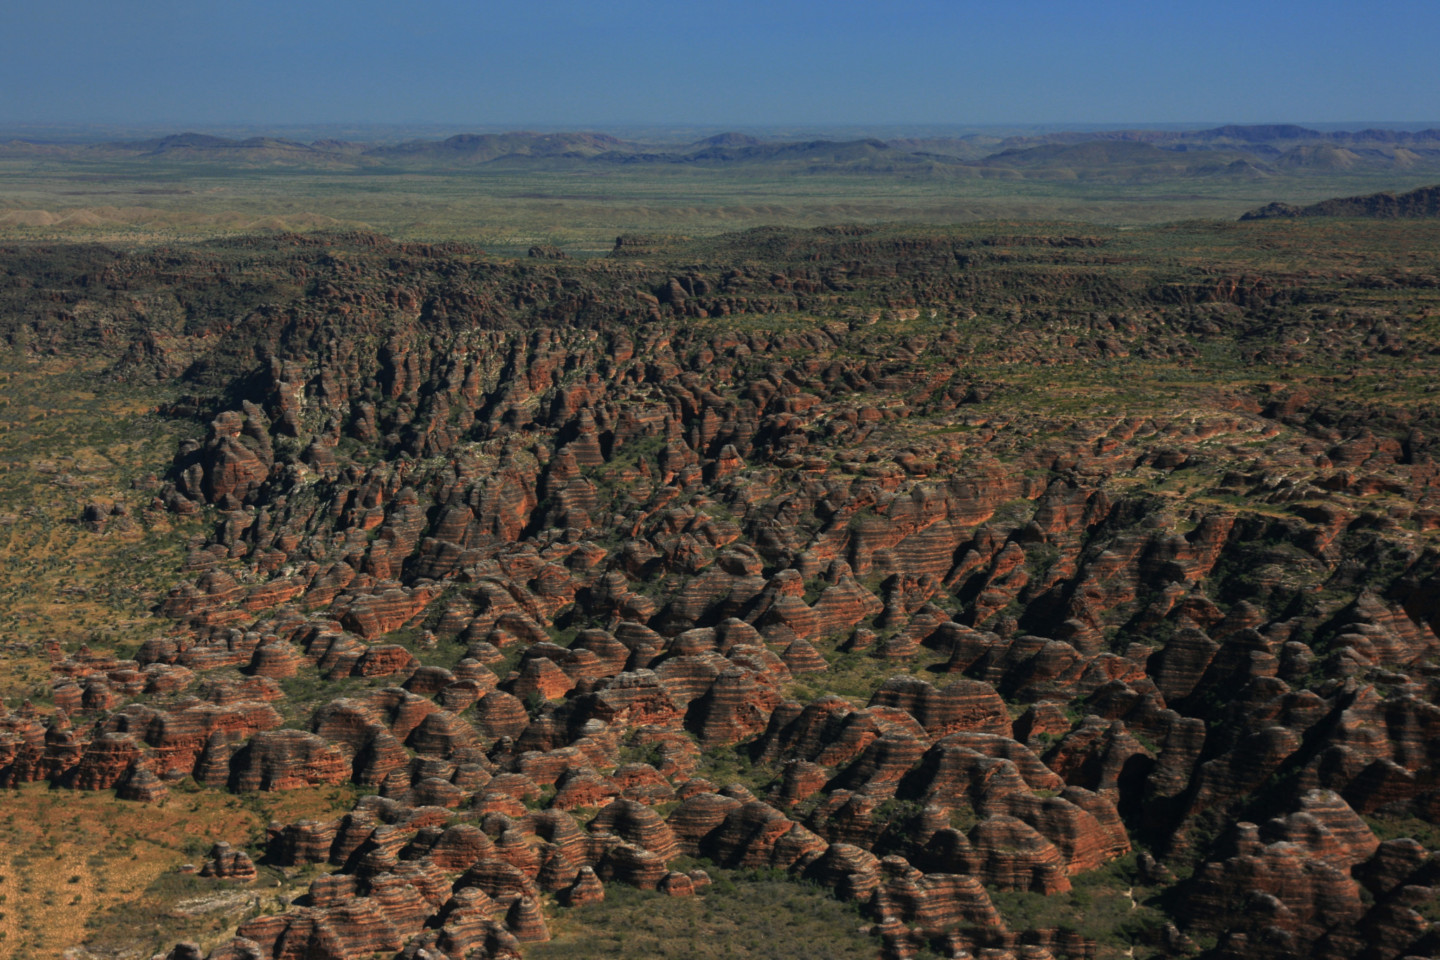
(6, 223), (1440, 960)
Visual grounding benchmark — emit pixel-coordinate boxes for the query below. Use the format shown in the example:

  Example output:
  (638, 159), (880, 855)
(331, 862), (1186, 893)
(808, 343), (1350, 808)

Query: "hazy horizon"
(5, 119), (1440, 147)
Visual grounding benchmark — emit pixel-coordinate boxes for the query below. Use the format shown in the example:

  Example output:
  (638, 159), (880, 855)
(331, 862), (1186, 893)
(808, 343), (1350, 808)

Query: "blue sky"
(2, 0), (1436, 129)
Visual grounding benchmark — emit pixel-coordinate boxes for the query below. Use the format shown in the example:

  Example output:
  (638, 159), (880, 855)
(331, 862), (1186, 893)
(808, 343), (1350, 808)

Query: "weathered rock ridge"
(2, 223), (1439, 960)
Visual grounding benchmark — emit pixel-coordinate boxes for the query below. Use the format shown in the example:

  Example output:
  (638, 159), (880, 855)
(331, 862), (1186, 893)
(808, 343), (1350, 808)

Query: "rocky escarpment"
(1241, 183), (1440, 220)
(2, 222), (1440, 960)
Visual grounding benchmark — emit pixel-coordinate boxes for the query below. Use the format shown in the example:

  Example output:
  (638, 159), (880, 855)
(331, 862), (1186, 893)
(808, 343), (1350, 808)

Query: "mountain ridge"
(1240, 182), (1440, 219)
(5, 124), (1440, 178)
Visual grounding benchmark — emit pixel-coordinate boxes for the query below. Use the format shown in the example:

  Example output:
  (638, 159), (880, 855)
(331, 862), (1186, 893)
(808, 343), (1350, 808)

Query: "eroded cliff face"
(3, 223), (1440, 960)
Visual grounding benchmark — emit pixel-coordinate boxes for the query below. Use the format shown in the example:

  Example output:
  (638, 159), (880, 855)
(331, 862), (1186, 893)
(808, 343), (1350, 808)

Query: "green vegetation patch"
(532, 870), (874, 960)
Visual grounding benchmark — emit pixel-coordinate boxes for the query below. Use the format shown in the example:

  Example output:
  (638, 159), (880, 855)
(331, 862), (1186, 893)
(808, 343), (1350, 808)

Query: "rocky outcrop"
(230, 729), (351, 791)
(11, 225), (1440, 960)
(1242, 183), (1440, 220)
(200, 842), (258, 881)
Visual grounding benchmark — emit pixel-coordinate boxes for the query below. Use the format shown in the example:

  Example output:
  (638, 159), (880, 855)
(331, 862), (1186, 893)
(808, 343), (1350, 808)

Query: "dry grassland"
(0, 782), (356, 959)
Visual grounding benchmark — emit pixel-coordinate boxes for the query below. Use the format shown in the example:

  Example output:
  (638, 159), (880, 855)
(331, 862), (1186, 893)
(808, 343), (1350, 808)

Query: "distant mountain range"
(1240, 182), (1440, 219)
(6, 125), (1440, 180)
